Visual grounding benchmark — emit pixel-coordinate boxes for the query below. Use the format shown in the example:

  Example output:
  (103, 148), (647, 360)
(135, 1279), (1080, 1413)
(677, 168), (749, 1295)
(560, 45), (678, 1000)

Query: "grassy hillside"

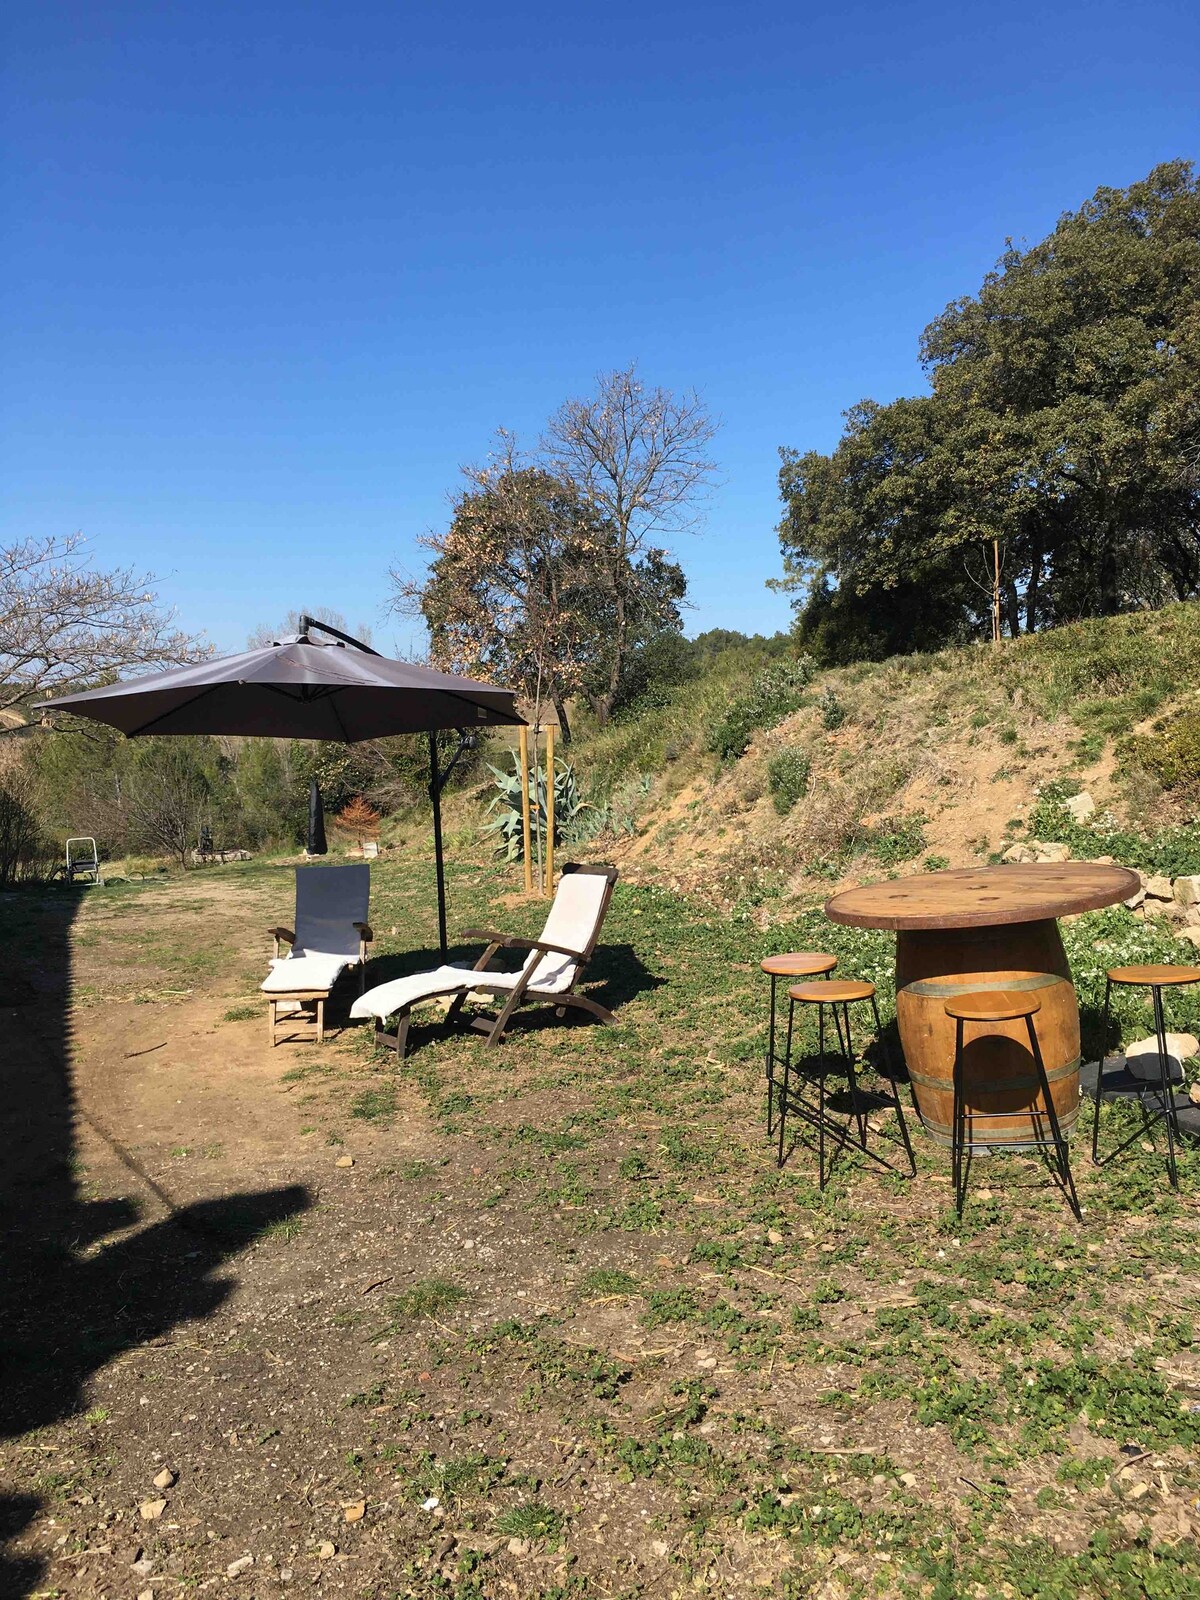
(562, 603), (1200, 911)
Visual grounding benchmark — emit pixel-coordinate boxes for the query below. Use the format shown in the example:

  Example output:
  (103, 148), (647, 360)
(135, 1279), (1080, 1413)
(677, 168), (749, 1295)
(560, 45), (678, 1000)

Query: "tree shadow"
(0, 884), (309, 1598)
(354, 940), (663, 1058)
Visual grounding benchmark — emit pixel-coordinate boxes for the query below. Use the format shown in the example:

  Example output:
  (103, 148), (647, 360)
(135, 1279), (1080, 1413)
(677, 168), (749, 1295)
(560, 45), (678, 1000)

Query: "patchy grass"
(3, 845), (1200, 1596)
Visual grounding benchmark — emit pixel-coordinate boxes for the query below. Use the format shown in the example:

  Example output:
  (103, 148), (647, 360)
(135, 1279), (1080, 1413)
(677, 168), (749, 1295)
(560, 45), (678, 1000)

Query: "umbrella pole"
(429, 731), (449, 961)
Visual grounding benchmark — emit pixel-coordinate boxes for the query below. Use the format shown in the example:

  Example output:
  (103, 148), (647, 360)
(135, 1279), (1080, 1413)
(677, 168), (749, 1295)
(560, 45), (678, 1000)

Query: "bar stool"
(779, 978), (915, 1187)
(761, 952), (837, 1139)
(1092, 964), (1200, 1191)
(944, 991), (1080, 1220)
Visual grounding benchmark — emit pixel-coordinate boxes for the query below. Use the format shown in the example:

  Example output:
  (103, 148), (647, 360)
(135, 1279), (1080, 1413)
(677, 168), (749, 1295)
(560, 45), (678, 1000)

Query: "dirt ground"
(2, 855), (1199, 1600)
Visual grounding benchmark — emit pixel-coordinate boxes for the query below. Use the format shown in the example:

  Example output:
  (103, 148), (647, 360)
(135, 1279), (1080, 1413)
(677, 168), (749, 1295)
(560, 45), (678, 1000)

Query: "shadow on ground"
(0, 885), (309, 1599)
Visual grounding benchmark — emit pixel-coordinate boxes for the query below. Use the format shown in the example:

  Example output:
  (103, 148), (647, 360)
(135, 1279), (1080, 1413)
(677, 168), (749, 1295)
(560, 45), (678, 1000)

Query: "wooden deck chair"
(350, 863), (618, 1059)
(261, 864), (372, 1045)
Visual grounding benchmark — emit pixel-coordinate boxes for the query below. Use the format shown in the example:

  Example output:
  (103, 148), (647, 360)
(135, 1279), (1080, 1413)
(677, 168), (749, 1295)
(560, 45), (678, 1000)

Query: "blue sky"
(2, 1), (1197, 656)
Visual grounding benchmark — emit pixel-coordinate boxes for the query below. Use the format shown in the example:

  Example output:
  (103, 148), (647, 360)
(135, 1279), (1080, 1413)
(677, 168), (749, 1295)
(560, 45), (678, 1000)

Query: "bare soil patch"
(2, 855), (1199, 1599)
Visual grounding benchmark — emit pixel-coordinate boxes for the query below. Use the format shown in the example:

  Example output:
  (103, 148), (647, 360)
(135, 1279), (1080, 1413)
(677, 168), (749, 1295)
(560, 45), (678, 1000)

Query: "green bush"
(767, 749), (811, 814)
(1122, 707), (1200, 794)
(482, 752), (589, 860)
(865, 813), (927, 866)
(817, 685), (846, 731)
(1029, 794), (1200, 876)
(706, 657), (815, 760)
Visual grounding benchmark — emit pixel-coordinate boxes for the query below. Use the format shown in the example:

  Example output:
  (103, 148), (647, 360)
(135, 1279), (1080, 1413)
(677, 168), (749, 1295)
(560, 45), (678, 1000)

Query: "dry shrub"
(797, 756), (915, 868)
(0, 753), (55, 885)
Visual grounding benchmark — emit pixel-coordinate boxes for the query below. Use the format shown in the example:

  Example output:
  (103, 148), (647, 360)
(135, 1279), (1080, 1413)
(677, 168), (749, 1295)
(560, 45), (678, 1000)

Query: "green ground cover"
(3, 850), (1199, 1596)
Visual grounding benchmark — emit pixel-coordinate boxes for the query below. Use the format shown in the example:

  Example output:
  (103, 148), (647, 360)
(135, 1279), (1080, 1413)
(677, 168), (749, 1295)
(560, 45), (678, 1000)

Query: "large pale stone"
(1128, 1031), (1198, 1058)
(1123, 887), (1147, 910)
(1126, 1032), (1196, 1083)
(1034, 842), (1071, 862)
(1174, 875), (1200, 907)
(1064, 792), (1096, 822)
(1145, 875), (1174, 900)
(1002, 843), (1035, 864)
(1177, 926), (1200, 948)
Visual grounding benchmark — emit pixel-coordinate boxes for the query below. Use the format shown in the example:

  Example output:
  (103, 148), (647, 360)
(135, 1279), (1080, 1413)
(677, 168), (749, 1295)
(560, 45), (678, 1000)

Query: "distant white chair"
(262, 864), (372, 1045)
(66, 837), (103, 886)
(351, 863), (618, 1059)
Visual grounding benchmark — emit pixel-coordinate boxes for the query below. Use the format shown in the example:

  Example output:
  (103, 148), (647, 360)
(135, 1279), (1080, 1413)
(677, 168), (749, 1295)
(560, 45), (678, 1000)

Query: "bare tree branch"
(0, 534), (208, 713)
(543, 365), (718, 720)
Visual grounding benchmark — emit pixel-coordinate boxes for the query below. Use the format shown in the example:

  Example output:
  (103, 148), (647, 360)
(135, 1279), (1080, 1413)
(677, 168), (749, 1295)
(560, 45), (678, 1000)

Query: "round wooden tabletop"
(825, 862), (1141, 931)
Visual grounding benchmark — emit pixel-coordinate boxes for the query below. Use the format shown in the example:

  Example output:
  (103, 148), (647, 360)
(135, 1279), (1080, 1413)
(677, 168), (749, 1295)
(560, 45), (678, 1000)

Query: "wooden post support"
(545, 723), (555, 895)
(518, 724), (533, 895)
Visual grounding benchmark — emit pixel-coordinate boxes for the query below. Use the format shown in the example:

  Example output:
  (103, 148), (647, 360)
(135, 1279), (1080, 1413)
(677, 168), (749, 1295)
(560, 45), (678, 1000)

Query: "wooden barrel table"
(825, 864), (1140, 1147)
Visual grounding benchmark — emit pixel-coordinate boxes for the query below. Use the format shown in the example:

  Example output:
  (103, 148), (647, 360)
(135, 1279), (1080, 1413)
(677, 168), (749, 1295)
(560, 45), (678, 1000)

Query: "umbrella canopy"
(35, 636), (519, 742)
(35, 625), (523, 957)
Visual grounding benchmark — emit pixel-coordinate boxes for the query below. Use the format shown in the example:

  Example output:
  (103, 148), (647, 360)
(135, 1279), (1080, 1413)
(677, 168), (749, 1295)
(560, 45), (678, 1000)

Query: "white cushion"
(262, 952), (353, 994)
(350, 956), (576, 1023)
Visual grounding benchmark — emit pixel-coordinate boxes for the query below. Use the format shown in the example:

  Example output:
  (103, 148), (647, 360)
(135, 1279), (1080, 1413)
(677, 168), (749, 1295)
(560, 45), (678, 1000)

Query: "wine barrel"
(894, 919), (1080, 1147)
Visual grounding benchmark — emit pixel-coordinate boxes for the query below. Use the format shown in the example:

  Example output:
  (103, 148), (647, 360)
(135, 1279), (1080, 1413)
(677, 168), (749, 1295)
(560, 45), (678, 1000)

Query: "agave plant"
(482, 750), (590, 861)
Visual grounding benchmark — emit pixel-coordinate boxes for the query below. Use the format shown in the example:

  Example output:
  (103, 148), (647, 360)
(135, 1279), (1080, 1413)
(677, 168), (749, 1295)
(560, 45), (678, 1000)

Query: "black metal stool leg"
(871, 994), (915, 1175)
(765, 973), (778, 1139)
(817, 1002), (828, 1188)
(952, 1017), (966, 1216)
(841, 1002), (868, 1150)
(776, 994), (794, 1168)
(1152, 984), (1179, 1191)
(1026, 1014), (1081, 1221)
(1092, 977), (1112, 1164)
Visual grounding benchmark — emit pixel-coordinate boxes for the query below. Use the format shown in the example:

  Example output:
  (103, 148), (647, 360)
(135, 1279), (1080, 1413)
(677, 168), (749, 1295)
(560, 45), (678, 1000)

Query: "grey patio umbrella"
(35, 617), (522, 957)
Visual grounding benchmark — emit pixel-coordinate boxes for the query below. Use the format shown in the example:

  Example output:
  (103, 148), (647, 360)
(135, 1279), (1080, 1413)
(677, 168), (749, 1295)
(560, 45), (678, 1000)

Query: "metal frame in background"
(776, 986), (916, 1188)
(949, 1006), (1081, 1221)
(1091, 974), (1192, 1191)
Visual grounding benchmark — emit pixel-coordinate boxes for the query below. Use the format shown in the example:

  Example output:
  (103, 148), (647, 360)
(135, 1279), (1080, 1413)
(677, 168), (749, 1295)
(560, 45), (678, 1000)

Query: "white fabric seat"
(351, 953), (575, 1023)
(349, 864), (617, 1055)
(262, 864), (371, 1044)
(263, 952), (355, 994)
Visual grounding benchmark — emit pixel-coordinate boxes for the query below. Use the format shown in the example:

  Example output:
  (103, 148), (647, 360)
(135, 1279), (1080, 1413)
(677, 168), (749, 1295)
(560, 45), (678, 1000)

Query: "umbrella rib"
(328, 693), (352, 742)
(438, 688), (523, 725)
(124, 682), (226, 737)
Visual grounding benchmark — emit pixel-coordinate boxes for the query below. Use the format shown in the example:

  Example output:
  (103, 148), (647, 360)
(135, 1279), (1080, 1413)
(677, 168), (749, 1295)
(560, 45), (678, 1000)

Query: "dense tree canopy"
(777, 161), (1200, 661)
(395, 434), (688, 734)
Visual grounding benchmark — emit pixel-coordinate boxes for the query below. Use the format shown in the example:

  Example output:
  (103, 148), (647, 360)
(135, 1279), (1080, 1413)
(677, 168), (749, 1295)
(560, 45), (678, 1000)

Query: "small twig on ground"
(1107, 1452), (1151, 1488)
(123, 1041), (167, 1059)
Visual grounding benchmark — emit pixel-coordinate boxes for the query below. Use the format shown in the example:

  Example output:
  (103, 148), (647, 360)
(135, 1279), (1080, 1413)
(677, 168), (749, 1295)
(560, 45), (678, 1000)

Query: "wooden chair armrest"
(268, 926), (296, 943)
(460, 926), (512, 945)
(502, 935), (586, 961)
(354, 922), (374, 942)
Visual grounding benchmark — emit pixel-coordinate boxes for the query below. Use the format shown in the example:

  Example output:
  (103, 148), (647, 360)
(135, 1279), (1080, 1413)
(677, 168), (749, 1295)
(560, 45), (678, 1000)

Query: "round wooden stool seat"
(761, 951), (837, 978)
(1106, 963), (1200, 988)
(789, 978), (875, 1005)
(943, 990), (1041, 1023)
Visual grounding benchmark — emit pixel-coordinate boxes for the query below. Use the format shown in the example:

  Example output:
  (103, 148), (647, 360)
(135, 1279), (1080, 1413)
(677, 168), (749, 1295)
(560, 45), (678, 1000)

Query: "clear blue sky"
(2, 1), (1197, 655)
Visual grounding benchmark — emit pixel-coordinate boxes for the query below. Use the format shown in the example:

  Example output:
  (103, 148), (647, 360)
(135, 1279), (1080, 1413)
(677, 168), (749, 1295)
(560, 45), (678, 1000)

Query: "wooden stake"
(518, 724), (533, 895)
(545, 723), (555, 895)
